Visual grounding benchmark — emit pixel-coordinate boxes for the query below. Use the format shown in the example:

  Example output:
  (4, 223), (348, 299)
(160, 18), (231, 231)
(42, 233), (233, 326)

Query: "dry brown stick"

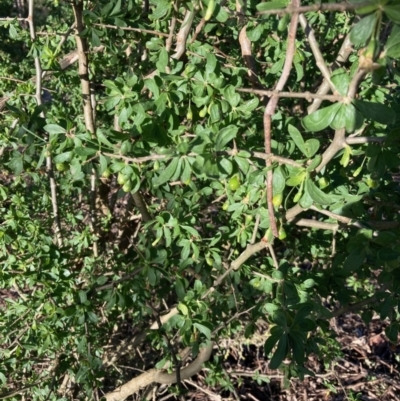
(172, 9), (196, 60)
(103, 343), (213, 401)
(190, 17), (206, 44)
(72, 1), (98, 257)
(346, 136), (386, 145)
(103, 150), (303, 168)
(316, 128), (347, 174)
(308, 34), (353, 114)
(264, 0), (300, 238)
(237, 88), (343, 102)
(299, 14), (336, 94)
(92, 23), (169, 37)
(26, 0), (63, 247)
(295, 218), (339, 231)
(256, 1), (371, 15)
(131, 192), (152, 223)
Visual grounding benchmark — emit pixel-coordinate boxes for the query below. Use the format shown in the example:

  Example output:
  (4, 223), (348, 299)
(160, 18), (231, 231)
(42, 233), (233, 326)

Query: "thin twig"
(263, 0), (300, 237)
(346, 136), (386, 144)
(102, 150), (303, 168)
(295, 218), (339, 231)
(72, 1), (98, 257)
(308, 34), (353, 114)
(93, 23), (169, 37)
(237, 88), (343, 102)
(257, 1), (372, 15)
(190, 17), (206, 44)
(267, 243), (279, 269)
(27, 0), (63, 246)
(299, 14), (336, 94)
(172, 9), (196, 60)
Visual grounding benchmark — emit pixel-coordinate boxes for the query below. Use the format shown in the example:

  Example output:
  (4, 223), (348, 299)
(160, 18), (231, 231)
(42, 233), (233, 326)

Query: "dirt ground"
(131, 313), (400, 401)
(196, 315), (399, 401)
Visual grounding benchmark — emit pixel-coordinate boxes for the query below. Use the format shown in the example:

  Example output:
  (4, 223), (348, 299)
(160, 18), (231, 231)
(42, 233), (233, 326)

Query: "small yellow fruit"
(318, 177), (329, 189)
(245, 214), (253, 223)
(102, 169), (111, 179)
(206, 257), (213, 266)
(293, 190), (302, 203)
(186, 109), (193, 120)
(204, 0), (215, 21)
(366, 177), (379, 189)
(118, 172), (128, 185)
(272, 193), (283, 208)
(222, 200), (229, 211)
(278, 227), (287, 240)
(199, 105), (208, 118)
(228, 176), (240, 191)
(154, 160), (160, 171)
(122, 180), (132, 192)
(56, 163), (67, 172)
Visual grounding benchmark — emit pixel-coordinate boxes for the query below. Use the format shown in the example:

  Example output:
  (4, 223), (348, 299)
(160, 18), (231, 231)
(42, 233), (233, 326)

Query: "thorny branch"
(72, 1), (98, 257)
(257, 1), (372, 15)
(299, 14), (336, 94)
(27, 0), (63, 247)
(264, 0), (300, 237)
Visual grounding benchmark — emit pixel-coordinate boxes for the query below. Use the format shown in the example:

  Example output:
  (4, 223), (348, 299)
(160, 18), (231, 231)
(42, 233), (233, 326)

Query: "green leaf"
(289, 332), (305, 365)
(156, 48), (169, 71)
(264, 326), (284, 355)
(305, 179), (340, 206)
(304, 139), (320, 158)
(78, 290), (87, 304)
(247, 24), (265, 42)
(53, 151), (73, 163)
(178, 302), (189, 316)
(144, 78), (160, 99)
(269, 334), (288, 369)
(372, 231), (397, 246)
(215, 125), (238, 151)
(377, 249), (400, 262)
(353, 99), (395, 125)
(292, 303), (314, 325)
(288, 124), (306, 155)
(286, 170), (306, 187)
(175, 279), (186, 299)
(306, 155), (322, 172)
(74, 147), (97, 157)
(331, 68), (350, 96)
(350, 12), (377, 46)
(384, 4), (400, 23)
(151, 0), (171, 19)
(9, 24), (18, 39)
(299, 182), (313, 208)
(206, 53), (217, 74)
(345, 103), (364, 133)
(256, 0), (288, 12)
(302, 279), (315, 289)
(344, 248), (366, 272)
(385, 322), (399, 343)
(273, 166), (286, 194)
(154, 157), (179, 186)
(194, 322), (211, 340)
(385, 24), (400, 58)
(271, 310), (287, 327)
(224, 85), (241, 107)
(97, 129), (114, 148)
(44, 124), (67, 134)
(330, 103), (347, 130)
(110, 0), (121, 16)
(237, 97), (259, 113)
(302, 103), (341, 132)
